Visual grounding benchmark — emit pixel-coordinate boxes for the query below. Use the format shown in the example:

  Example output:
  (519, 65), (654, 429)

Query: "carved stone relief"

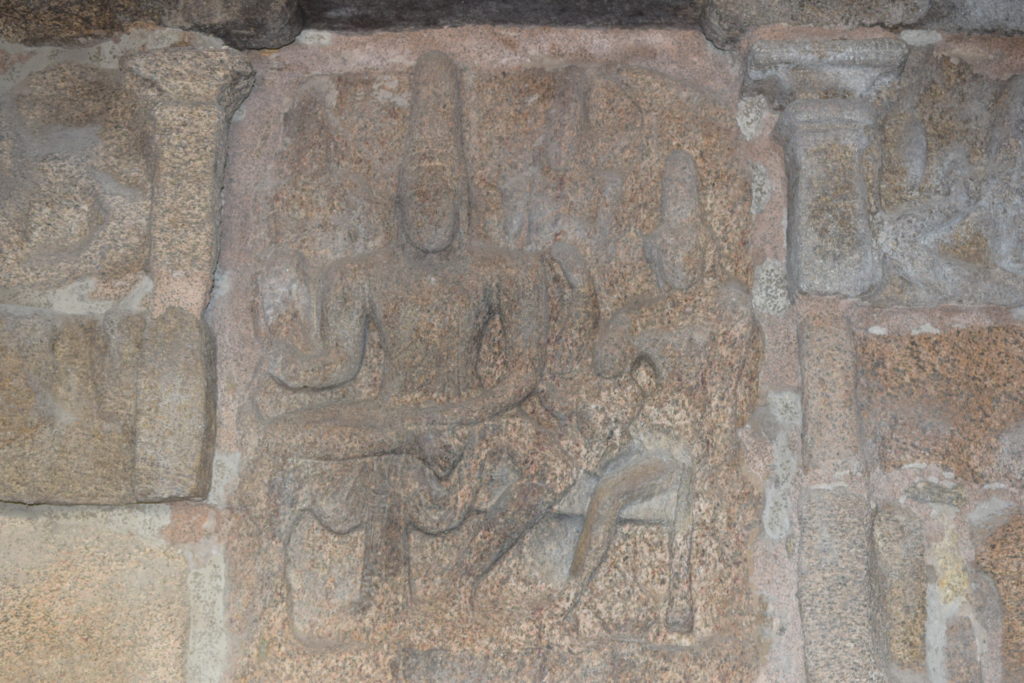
(0, 32), (252, 503)
(873, 52), (1024, 306)
(216, 31), (761, 678)
(744, 38), (910, 298)
(793, 302), (1024, 681)
(1, 17), (1022, 681)
(743, 36), (1024, 682)
(746, 37), (1024, 306)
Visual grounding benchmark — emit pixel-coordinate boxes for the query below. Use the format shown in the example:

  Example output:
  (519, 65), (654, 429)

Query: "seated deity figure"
(259, 52), (573, 609)
(565, 150), (758, 634)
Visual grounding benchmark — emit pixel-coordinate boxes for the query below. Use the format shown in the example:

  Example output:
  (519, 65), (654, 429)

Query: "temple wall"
(1, 4), (1022, 680)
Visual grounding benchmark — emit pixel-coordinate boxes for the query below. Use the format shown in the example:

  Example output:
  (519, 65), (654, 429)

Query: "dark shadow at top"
(300, 0), (702, 31)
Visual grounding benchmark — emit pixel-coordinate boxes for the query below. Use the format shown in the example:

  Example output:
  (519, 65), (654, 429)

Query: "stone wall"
(1, 4), (1022, 681)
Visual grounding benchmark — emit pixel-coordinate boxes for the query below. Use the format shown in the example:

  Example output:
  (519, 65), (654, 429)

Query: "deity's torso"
(349, 244), (541, 405)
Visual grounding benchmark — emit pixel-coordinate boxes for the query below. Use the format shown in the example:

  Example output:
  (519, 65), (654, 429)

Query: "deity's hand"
(413, 427), (469, 479)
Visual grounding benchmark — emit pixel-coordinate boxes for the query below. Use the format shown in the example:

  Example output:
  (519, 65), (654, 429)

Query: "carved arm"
(264, 259), (370, 391)
(438, 259), (549, 426)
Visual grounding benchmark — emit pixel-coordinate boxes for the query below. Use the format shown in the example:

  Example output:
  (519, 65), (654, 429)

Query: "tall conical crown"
(397, 51), (468, 253)
(404, 51), (465, 164)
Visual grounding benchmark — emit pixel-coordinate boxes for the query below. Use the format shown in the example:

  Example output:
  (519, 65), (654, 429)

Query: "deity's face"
(396, 51), (467, 255)
(397, 155), (463, 254)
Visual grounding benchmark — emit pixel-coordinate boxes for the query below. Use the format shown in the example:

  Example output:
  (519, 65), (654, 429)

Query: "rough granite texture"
(872, 503), (927, 673)
(0, 0), (301, 49)
(2, 1), (1023, 49)
(0, 506), (191, 681)
(944, 615), (983, 683)
(798, 487), (884, 682)
(0, 30), (252, 504)
(858, 325), (1024, 485)
(0, 18), (1022, 683)
(977, 515), (1024, 680)
(215, 30), (762, 680)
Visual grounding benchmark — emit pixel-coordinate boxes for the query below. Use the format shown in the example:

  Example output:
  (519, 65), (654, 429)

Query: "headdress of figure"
(396, 51), (469, 254)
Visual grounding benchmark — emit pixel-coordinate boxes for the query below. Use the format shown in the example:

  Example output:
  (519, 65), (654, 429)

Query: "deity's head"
(396, 51), (469, 254)
(644, 150), (707, 292)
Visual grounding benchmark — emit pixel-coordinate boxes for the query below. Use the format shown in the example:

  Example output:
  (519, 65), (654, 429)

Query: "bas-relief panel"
(0, 34), (252, 504)
(222, 36), (762, 678)
(872, 51), (1024, 306)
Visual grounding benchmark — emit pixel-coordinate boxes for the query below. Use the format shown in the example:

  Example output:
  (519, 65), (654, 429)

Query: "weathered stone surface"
(134, 309), (217, 501)
(700, 0), (790, 48)
(704, 1), (930, 46)
(0, 0), (301, 49)
(3, 0), (1024, 52)
(0, 32), (252, 504)
(945, 615), (983, 683)
(871, 503), (926, 672)
(760, 391), (801, 541)
(0, 0), (162, 44)
(0, 505), (190, 680)
(214, 29), (762, 679)
(858, 325), (1024, 485)
(777, 99), (882, 297)
(744, 37), (1024, 305)
(175, 0), (301, 49)
(922, 0), (1024, 33)
(0, 18), (1020, 683)
(0, 312), (142, 503)
(745, 39), (909, 108)
(976, 514), (1024, 680)
(798, 487), (884, 681)
(873, 51), (1024, 306)
(124, 47), (255, 316)
(705, 0), (1024, 46)
(798, 305), (859, 474)
(745, 38), (907, 297)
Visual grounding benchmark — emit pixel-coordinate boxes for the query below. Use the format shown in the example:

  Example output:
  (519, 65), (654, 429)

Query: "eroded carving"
(746, 38), (1024, 306)
(873, 66), (1024, 305)
(260, 53), (572, 617)
(564, 150), (758, 635)
(0, 40), (253, 503)
(744, 38), (908, 298)
(237, 44), (761, 676)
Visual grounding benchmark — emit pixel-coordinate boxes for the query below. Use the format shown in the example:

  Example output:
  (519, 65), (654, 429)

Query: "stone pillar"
(124, 47), (254, 501)
(777, 100), (878, 296)
(0, 41), (253, 505)
(124, 48), (255, 319)
(745, 39), (907, 297)
(745, 39), (909, 682)
(797, 304), (885, 681)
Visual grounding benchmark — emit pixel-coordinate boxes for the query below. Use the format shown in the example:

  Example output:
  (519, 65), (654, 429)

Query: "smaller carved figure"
(565, 150), (758, 634)
(874, 74), (1024, 305)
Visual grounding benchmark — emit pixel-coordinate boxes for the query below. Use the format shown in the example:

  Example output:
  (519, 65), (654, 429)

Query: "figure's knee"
(482, 417), (576, 494)
(593, 457), (678, 508)
(530, 429), (576, 494)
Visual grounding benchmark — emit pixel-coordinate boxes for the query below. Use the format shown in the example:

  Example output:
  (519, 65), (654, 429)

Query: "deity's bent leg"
(567, 453), (678, 609)
(666, 461), (695, 633)
(453, 416), (575, 583)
